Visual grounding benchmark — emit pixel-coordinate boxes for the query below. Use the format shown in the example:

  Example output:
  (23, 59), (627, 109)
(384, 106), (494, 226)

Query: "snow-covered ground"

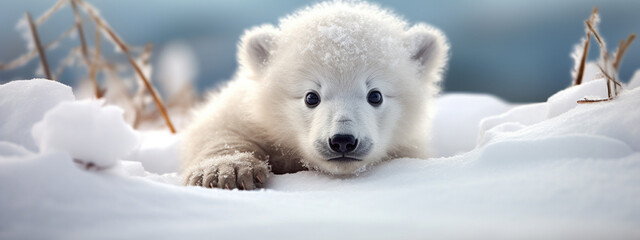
(1, 73), (640, 239)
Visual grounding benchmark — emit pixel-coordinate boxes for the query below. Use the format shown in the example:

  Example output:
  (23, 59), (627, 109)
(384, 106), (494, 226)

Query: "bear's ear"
(239, 25), (278, 76)
(405, 24), (450, 78)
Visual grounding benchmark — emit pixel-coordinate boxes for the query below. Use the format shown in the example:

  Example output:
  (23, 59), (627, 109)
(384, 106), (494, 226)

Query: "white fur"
(181, 1), (449, 189)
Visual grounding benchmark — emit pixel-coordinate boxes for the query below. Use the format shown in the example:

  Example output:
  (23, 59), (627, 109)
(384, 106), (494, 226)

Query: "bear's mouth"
(328, 156), (362, 162)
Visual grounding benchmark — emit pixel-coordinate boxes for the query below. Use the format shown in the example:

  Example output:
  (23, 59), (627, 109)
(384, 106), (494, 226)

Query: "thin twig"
(597, 64), (623, 99)
(71, 0), (101, 98)
(142, 43), (152, 65)
(575, 33), (591, 85)
(132, 43), (153, 130)
(26, 12), (53, 80)
(90, 27), (102, 98)
(577, 98), (613, 104)
(35, 0), (68, 26)
(585, 20), (604, 48)
(70, 0), (90, 64)
(597, 63), (612, 98)
(0, 50), (37, 70)
(613, 34), (636, 71)
(588, 7), (598, 24)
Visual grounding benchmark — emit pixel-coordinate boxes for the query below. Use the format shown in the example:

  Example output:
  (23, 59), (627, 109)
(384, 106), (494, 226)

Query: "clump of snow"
(157, 41), (198, 100)
(31, 100), (140, 168)
(0, 79), (75, 152)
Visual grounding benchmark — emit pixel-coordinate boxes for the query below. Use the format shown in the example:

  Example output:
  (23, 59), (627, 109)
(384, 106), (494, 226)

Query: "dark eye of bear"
(305, 92), (320, 107)
(367, 90), (383, 106)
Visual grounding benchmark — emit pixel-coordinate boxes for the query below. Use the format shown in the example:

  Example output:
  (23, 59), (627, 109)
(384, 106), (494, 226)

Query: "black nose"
(329, 134), (358, 153)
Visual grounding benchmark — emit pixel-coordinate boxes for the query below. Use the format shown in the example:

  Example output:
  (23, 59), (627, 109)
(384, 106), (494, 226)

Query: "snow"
(0, 79), (75, 152)
(481, 87), (640, 151)
(126, 130), (179, 174)
(31, 99), (140, 168)
(1, 77), (640, 239)
(0, 141), (32, 158)
(431, 93), (512, 157)
(629, 69), (640, 90)
(547, 78), (609, 118)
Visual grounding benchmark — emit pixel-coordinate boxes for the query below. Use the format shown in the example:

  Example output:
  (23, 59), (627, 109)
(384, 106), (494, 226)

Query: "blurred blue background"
(0, 0), (638, 102)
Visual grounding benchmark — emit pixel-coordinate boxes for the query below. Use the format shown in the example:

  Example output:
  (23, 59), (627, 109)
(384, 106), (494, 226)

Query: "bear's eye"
(367, 90), (383, 106)
(305, 92), (320, 108)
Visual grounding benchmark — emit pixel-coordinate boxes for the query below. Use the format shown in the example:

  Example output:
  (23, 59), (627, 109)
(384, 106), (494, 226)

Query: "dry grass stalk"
(574, 33), (590, 85)
(70, 0), (101, 98)
(132, 43), (154, 129)
(588, 7), (598, 23)
(142, 43), (152, 65)
(26, 12), (53, 80)
(70, 0), (90, 64)
(576, 7), (633, 104)
(89, 27), (104, 98)
(573, 8), (599, 86)
(585, 21), (604, 50)
(613, 34), (636, 71)
(0, 50), (38, 70)
(576, 98), (611, 103)
(35, 0), (68, 26)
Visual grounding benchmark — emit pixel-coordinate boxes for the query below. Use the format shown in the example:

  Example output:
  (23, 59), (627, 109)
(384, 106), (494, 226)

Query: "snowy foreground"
(1, 75), (640, 239)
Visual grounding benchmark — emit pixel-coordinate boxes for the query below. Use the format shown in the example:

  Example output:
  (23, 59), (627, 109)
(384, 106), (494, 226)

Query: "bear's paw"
(183, 153), (269, 190)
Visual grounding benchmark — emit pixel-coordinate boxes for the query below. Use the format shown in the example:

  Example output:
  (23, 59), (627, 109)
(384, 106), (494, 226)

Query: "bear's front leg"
(183, 152), (270, 190)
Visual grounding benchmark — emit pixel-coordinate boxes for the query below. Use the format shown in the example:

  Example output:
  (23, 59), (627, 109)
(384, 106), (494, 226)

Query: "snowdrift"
(1, 77), (639, 239)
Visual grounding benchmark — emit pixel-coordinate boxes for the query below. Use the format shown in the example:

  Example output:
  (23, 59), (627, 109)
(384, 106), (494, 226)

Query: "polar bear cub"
(181, 1), (449, 189)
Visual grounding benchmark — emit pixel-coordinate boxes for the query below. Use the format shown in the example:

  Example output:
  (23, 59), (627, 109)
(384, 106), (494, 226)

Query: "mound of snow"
(629, 69), (640, 90)
(431, 93), (512, 157)
(478, 102), (548, 142)
(479, 80), (640, 151)
(31, 100), (140, 168)
(126, 130), (180, 174)
(0, 79), (74, 152)
(0, 141), (33, 158)
(547, 78), (610, 118)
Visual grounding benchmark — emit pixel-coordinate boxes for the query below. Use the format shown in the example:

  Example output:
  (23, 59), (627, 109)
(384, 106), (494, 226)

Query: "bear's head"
(239, 1), (449, 175)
